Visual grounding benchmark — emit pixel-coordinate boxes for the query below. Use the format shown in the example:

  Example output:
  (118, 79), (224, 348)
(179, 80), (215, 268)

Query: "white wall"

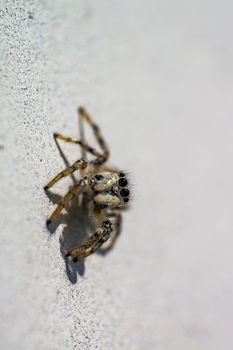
(1, 1), (233, 349)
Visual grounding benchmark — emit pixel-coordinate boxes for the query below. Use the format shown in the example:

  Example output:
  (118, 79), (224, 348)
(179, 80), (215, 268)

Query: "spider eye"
(118, 178), (128, 187)
(94, 174), (104, 181)
(120, 188), (130, 198)
(119, 172), (125, 177)
(123, 198), (129, 203)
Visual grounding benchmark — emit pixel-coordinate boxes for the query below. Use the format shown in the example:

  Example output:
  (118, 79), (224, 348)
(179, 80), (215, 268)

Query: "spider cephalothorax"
(44, 107), (131, 262)
(91, 172), (130, 208)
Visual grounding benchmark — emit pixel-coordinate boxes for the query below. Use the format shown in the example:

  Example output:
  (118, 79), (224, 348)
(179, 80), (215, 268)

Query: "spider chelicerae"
(44, 107), (131, 262)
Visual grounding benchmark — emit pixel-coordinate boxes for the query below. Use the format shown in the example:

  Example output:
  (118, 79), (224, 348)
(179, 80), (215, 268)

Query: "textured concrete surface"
(1, 1), (233, 349)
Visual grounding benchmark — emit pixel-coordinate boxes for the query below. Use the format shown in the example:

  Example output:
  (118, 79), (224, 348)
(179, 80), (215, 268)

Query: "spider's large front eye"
(94, 174), (104, 181)
(118, 178), (128, 187)
(120, 188), (130, 198)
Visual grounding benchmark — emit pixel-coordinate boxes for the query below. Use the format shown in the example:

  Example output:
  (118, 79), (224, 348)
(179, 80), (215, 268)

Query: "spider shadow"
(45, 189), (113, 282)
(45, 129), (113, 283)
(45, 135), (91, 283)
(46, 189), (92, 283)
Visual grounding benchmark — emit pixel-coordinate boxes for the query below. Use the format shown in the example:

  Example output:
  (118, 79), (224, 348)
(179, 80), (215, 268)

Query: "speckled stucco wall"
(1, 1), (233, 349)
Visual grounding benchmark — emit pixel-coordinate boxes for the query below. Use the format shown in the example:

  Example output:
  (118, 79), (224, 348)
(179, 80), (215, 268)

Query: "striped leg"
(78, 107), (110, 163)
(44, 158), (87, 190)
(66, 220), (112, 261)
(78, 107), (87, 159)
(53, 133), (105, 163)
(46, 180), (87, 225)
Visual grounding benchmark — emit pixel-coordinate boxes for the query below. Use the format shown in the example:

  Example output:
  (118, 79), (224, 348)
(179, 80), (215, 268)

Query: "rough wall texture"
(1, 1), (233, 349)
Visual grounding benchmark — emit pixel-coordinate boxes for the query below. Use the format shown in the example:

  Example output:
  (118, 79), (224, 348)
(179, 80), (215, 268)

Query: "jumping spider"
(44, 107), (131, 262)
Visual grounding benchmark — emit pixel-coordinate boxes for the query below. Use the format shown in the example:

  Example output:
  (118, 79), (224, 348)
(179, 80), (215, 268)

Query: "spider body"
(44, 107), (130, 262)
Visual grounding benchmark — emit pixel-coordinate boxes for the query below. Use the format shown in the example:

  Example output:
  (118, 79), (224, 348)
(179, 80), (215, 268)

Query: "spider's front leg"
(78, 107), (110, 162)
(53, 108), (110, 166)
(44, 158), (87, 190)
(46, 178), (88, 225)
(66, 220), (112, 262)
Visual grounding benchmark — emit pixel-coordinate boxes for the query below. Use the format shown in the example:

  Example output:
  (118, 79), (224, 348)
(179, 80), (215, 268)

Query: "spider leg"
(66, 220), (112, 261)
(78, 108), (87, 159)
(53, 133), (104, 163)
(78, 107), (110, 162)
(44, 158), (87, 190)
(53, 107), (109, 165)
(46, 179), (87, 225)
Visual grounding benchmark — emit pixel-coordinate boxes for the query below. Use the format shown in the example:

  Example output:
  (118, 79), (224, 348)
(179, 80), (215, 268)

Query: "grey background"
(1, 1), (233, 349)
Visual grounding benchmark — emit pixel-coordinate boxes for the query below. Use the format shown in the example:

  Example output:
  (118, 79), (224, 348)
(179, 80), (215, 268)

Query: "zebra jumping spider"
(44, 107), (131, 262)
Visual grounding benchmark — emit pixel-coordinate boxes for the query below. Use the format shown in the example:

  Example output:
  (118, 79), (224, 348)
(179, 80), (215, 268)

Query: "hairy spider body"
(44, 107), (130, 262)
